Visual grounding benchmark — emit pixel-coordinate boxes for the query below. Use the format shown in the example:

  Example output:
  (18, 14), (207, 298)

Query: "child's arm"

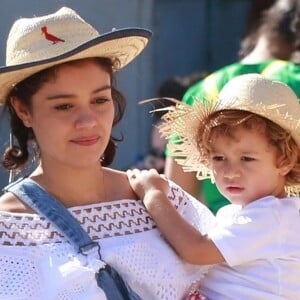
(127, 169), (224, 265)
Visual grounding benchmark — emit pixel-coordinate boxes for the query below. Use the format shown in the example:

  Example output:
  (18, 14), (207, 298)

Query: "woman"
(0, 7), (215, 299)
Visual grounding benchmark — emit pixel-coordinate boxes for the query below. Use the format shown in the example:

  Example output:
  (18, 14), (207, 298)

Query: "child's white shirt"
(200, 195), (300, 299)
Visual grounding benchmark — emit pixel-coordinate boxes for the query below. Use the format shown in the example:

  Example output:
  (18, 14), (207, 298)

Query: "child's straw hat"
(0, 6), (152, 103)
(160, 73), (300, 195)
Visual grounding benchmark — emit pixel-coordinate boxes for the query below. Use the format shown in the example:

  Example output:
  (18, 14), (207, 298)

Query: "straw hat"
(160, 73), (300, 194)
(0, 6), (152, 103)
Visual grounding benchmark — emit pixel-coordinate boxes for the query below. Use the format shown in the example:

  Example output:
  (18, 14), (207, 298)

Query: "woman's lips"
(71, 136), (100, 146)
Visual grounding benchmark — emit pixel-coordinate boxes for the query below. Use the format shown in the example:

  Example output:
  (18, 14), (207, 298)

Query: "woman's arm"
(127, 169), (224, 265)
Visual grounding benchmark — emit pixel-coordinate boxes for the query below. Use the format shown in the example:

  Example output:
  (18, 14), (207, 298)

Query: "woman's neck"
(30, 162), (107, 207)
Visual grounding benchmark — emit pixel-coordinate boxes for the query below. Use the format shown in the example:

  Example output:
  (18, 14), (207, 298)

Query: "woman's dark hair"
(2, 57), (126, 170)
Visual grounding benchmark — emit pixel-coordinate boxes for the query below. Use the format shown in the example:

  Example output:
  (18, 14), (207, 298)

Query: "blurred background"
(0, 0), (253, 189)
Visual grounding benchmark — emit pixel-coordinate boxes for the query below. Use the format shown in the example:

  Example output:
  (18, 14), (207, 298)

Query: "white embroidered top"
(0, 181), (216, 300)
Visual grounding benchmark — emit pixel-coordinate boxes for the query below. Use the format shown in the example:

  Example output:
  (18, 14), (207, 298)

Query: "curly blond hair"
(196, 109), (300, 187)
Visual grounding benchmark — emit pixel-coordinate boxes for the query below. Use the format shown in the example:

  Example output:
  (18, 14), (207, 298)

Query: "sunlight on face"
(26, 60), (115, 169)
(210, 126), (287, 206)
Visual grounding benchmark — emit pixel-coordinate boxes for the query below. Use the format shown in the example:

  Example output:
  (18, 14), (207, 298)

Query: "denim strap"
(6, 178), (98, 254)
(6, 177), (142, 300)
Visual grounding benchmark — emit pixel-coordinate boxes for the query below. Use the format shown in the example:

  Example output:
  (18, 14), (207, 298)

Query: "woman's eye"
(94, 97), (110, 104)
(55, 103), (72, 110)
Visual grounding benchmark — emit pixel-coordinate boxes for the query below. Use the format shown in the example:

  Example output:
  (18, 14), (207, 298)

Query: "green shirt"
(184, 59), (300, 104)
(168, 59), (300, 214)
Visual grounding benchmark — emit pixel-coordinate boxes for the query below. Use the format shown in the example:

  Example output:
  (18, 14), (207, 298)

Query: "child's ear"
(277, 156), (294, 176)
(10, 97), (32, 127)
(278, 164), (293, 176)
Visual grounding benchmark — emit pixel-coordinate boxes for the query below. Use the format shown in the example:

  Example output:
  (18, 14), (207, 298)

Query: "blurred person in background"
(131, 72), (206, 173)
(165, 0), (300, 215)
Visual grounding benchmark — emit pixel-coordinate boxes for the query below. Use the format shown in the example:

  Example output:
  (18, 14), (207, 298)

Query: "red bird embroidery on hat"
(41, 26), (65, 44)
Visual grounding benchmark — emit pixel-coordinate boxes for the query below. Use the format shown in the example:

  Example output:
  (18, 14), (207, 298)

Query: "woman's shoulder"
(0, 190), (34, 213)
(167, 179), (216, 231)
(104, 168), (138, 201)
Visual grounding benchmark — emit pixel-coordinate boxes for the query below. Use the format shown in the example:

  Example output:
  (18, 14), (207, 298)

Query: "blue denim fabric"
(5, 178), (142, 300)
(7, 178), (94, 253)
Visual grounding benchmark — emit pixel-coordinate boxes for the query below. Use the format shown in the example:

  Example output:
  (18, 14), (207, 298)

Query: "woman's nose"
(74, 107), (97, 129)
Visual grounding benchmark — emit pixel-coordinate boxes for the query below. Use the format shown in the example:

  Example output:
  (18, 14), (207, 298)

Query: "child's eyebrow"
(240, 150), (259, 155)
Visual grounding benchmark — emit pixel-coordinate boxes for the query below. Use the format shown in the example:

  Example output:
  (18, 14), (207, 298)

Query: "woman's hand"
(126, 168), (169, 200)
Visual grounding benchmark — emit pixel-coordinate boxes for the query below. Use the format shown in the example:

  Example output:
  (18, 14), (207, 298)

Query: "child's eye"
(55, 103), (72, 110)
(241, 156), (255, 162)
(212, 155), (225, 162)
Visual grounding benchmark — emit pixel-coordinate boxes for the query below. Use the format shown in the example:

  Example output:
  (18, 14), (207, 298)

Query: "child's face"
(209, 126), (287, 206)
(14, 59), (115, 169)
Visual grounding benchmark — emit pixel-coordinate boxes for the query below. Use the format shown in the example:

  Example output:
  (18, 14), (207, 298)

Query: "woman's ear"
(10, 97), (32, 127)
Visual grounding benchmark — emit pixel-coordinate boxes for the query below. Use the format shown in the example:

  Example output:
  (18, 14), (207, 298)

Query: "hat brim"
(0, 28), (151, 103)
(160, 98), (300, 191)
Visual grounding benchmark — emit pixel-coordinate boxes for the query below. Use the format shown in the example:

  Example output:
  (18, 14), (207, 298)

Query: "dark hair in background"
(154, 72), (208, 118)
(2, 57), (126, 171)
(238, 0), (300, 59)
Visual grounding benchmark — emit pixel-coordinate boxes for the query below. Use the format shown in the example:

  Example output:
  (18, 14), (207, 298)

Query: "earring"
(23, 120), (31, 127)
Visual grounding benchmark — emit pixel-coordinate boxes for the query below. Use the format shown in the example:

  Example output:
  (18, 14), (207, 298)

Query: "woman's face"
(16, 60), (115, 169)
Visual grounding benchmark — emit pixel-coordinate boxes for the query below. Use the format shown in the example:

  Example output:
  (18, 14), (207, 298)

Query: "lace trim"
(0, 184), (186, 246)
(0, 200), (156, 246)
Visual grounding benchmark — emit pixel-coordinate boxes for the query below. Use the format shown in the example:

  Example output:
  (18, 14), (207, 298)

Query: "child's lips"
(226, 186), (244, 194)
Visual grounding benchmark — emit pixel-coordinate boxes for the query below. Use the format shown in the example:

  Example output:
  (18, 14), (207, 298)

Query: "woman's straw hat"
(0, 6), (152, 103)
(160, 73), (300, 195)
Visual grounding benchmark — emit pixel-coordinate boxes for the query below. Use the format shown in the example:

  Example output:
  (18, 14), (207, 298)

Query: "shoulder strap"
(6, 178), (143, 300)
(6, 178), (98, 254)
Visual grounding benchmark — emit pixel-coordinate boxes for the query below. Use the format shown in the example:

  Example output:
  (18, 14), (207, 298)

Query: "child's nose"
(223, 163), (241, 179)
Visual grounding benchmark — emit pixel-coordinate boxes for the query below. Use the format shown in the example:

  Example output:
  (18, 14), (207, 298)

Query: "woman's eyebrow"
(92, 85), (111, 94)
(46, 85), (112, 100)
(46, 94), (75, 100)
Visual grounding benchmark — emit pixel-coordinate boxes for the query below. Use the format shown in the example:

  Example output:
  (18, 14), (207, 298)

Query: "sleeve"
(166, 180), (217, 234)
(165, 69), (226, 157)
(182, 68), (230, 105)
(207, 202), (282, 266)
